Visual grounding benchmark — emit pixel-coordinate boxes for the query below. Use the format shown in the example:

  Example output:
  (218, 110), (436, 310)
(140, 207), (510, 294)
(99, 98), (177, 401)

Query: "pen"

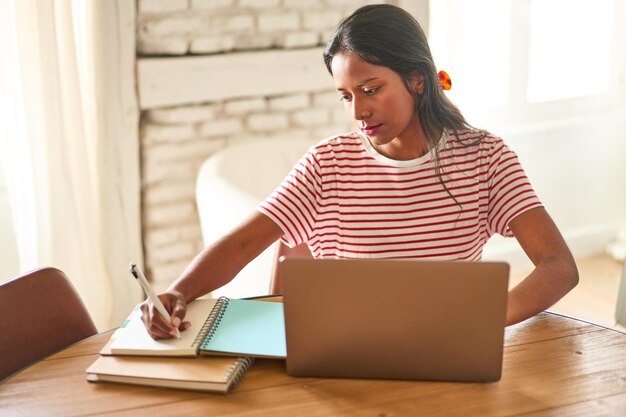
(129, 263), (181, 339)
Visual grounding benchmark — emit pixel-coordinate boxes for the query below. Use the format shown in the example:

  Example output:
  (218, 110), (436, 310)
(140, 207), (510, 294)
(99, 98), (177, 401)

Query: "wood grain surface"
(1, 310), (625, 417)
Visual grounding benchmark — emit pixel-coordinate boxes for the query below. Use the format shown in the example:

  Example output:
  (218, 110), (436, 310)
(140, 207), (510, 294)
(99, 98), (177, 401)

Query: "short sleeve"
(257, 150), (321, 248)
(487, 139), (543, 237)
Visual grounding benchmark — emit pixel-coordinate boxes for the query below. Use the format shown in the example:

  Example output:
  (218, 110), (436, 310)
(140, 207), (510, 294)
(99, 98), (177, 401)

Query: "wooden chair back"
(0, 267), (97, 381)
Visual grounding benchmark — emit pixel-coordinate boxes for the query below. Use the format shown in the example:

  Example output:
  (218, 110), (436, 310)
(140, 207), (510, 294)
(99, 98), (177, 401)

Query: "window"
(429, 0), (512, 110)
(428, 0), (625, 131)
(526, 0), (613, 103)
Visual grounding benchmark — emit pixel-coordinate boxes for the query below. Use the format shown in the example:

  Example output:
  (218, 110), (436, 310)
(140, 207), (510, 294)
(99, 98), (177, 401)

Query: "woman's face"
(331, 52), (424, 159)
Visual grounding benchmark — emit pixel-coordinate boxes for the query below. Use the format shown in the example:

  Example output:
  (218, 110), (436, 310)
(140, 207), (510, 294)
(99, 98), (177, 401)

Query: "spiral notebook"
(109, 297), (286, 359)
(86, 355), (253, 393)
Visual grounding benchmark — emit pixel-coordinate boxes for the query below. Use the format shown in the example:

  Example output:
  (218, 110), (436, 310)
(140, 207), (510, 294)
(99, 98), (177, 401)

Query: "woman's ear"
(410, 72), (425, 96)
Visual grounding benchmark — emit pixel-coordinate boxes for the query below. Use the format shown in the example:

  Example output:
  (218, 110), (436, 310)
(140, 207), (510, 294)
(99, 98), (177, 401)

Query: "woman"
(141, 4), (578, 339)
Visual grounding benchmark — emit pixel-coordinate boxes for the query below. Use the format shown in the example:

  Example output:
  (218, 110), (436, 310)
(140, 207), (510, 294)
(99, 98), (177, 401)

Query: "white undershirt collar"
(357, 130), (448, 168)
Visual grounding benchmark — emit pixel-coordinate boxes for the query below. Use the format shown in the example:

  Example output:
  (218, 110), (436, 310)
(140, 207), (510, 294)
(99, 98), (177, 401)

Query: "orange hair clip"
(438, 70), (452, 91)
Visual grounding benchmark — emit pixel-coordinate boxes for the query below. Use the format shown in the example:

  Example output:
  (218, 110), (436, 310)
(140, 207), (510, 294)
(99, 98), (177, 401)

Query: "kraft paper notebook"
(109, 297), (286, 359)
(86, 355), (253, 393)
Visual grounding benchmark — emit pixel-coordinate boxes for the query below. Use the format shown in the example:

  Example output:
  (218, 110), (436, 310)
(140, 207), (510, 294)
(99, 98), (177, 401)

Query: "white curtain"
(0, 0), (142, 330)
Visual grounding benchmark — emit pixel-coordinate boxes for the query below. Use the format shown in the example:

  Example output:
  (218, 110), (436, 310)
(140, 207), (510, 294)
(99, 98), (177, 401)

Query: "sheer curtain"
(0, 0), (142, 330)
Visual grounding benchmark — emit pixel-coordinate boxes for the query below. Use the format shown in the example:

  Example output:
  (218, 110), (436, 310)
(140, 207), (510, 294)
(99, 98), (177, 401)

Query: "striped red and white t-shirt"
(257, 129), (542, 261)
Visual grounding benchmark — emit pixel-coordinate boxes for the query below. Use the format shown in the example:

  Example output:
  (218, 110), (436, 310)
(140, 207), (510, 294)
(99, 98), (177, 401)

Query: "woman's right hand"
(139, 290), (191, 340)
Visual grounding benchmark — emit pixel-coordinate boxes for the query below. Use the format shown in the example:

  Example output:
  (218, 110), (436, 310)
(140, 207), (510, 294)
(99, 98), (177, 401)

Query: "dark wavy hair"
(323, 4), (484, 204)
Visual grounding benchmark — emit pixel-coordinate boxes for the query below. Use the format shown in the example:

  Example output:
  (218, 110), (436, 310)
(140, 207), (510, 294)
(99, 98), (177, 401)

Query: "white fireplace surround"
(139, 48), (328, 109)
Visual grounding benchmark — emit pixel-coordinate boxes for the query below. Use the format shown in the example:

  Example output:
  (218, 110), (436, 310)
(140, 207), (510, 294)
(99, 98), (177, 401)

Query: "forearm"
(505, 256), (578, 326)
(166, 237), (250, 303)
(165, 211), (283, 303)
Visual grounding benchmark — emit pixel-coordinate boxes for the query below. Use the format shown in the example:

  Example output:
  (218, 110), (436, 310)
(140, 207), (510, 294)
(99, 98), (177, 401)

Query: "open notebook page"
(109, 298), (218, 357)
(199, 299), (286, 358)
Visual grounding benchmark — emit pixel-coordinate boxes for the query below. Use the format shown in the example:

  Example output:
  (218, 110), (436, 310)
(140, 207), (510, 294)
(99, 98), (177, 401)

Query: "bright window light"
(454, 0), (511, 109)
(429, 0), (512, 124)
(527, 0), (613, 103)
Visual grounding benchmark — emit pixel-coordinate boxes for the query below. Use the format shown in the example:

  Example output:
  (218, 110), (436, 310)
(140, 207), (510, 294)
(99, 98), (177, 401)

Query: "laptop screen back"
(280, 258), (509, 382)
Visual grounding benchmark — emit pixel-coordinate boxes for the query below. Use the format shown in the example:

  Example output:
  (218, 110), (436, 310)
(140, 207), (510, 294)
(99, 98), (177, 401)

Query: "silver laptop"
(280, 258), (509, 382)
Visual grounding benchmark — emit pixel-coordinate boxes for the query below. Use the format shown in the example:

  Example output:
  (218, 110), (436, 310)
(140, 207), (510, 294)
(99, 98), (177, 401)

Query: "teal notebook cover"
(199, 299), (286, 358)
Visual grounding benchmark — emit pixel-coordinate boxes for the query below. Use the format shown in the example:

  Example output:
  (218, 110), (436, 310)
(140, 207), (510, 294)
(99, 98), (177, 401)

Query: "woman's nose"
(352, 100), (369, 121)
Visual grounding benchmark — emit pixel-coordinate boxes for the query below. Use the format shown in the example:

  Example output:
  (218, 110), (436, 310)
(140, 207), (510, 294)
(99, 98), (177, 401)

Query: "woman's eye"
(363, 87), (379, 96)
(339, 95), (352, 102)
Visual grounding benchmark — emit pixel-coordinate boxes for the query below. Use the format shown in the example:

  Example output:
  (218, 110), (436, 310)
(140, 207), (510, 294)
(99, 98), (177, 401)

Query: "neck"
(374, 119), (435, 161)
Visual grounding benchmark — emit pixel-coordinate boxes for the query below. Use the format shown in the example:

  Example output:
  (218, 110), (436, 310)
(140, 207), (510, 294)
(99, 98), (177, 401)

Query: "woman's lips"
(361, 124), (382, 135)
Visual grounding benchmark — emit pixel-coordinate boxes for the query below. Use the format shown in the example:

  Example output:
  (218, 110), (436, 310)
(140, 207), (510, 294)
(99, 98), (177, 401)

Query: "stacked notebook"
(86, 297), (286, 394)
(86, 355), (253, 393)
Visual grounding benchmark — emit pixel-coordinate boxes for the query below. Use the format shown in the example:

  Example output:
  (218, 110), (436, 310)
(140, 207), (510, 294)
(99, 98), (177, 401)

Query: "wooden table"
(2, 311), (625, 416)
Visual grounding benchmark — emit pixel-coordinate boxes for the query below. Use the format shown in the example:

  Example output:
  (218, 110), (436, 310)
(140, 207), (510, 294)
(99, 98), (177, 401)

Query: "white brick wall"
(140, 16), (202, 37)
(138, 0), (396, 288)
(139, 0), (188, 14)
(198, 118), (244, 137)
(257, 11), (300, 32)
(143, 181), (196, 206)
(138, 37), (189, 55)
(190, 36), (236, 54)
(223, 98), (267, 115)
(268, 94), (309, 111)
(142, 160), (198, 185)
(302, 10), (342, 31)
(143, 139), (226, 166)
(313, 90), (341, 107)
(275, 31), (319, 49)
(282, 0), (321, 9)
(148, 104), (218, 124)
(246, 113), (290, 132)
(191, 0), (235, 10)
(233, 33), (274, 50)
(145, 201), (197, 228)
(142, 124), (196, 143)
(210, 14), (255, 33)
(238, 0), (280, 8)
(291, 108), (330, 128)
(145, 224), (201, 248)
(137, 0), (392, 55)
(146, 240), (197, 267)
